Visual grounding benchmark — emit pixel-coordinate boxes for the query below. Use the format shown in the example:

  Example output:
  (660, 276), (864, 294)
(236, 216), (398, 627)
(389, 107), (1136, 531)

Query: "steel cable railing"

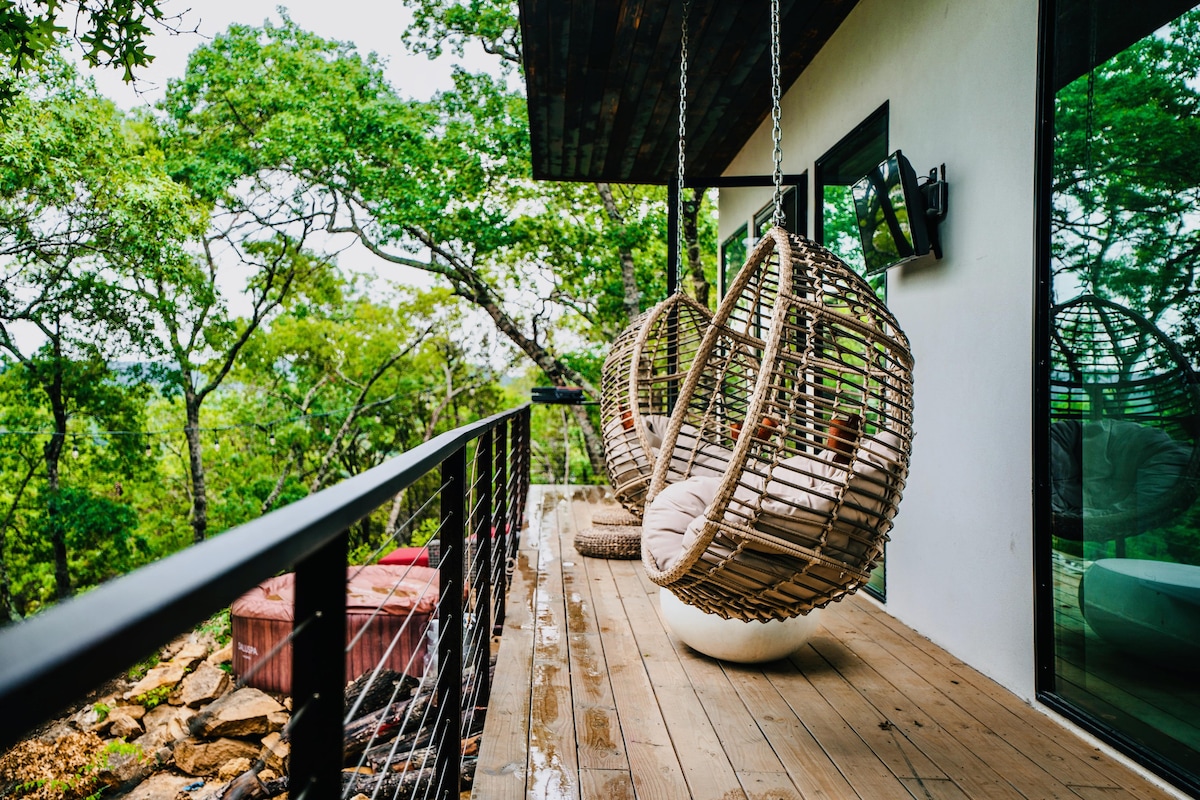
(0, 404), (531, 800)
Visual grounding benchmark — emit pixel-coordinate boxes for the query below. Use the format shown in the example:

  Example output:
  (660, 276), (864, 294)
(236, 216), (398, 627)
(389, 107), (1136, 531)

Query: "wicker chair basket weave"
(575, 524), (642, 559)
(600, 293), (714, 516)
(643, 227), (915, 622)
(591, 508), (643, 526)
(1049, 294), (1200, 541)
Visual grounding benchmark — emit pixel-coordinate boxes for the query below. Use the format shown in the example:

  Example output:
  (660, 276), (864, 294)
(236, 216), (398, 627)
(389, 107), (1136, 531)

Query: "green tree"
(1052, 10), (1200, 347)
(0, 1), (193, 104)
(0, 60), (181, 597)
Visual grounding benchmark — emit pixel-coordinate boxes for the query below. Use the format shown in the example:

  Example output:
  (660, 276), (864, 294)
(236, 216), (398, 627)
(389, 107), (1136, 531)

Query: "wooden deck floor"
(475, 486), (1180, 800)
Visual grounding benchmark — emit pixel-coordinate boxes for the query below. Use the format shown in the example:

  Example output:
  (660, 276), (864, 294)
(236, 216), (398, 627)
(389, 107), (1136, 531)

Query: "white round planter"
(659, 588), (822, 663)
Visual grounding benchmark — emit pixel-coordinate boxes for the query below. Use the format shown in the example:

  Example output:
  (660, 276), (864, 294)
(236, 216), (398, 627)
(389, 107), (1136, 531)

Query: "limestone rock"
(173, 737), (260, 776)
(267, 710), (289, 732)
(217, 756), (253, 782)
(119, 772), (198, 800)
(136, 705), (195, 750)
(93, 744), (151, 788)
(171, 642), (210, 670)
(71, 694), (120, 730)
(192, 687), (284, 738)
(173, 662), (231, 708)
(205, 642), (233, 666)
(125, 662), (189, 702)
(107, 706), (146, 739)
(260, 731), (289, 772)
(37, 719), (76, 742)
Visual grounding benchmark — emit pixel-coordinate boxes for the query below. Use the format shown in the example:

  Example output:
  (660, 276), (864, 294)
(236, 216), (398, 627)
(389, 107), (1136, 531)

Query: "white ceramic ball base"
(659, 588), (821, 663)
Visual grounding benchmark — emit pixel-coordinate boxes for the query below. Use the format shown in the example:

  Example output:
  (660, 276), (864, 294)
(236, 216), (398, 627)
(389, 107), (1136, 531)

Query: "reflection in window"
(817, 107), (889, 598)
(1046, 3), (1200, 789)
(719, 223), (749, 301)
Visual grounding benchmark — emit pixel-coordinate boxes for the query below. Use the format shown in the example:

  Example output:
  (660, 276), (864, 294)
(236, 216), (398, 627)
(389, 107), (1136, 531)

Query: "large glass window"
(1042, 2), (1200, 791)
(816, 106), (889, 599)
(720, 181), (806, 301)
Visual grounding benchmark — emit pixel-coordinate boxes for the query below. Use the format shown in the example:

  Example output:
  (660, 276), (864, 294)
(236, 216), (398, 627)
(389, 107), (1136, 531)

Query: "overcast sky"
(84, 0), (492, 109)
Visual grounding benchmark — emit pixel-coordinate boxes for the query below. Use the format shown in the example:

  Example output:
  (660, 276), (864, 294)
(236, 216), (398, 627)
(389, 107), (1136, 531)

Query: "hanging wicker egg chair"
(1049, 294), (1200, 541)
(600, 292), (714, 516)
(641, 227), (915, 621)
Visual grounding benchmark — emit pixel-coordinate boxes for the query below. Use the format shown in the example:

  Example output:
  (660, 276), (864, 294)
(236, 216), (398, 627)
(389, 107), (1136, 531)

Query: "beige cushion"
(643, 476), (721, 572)
(643, 432), (904, 572)
(643, 414), (733, 483)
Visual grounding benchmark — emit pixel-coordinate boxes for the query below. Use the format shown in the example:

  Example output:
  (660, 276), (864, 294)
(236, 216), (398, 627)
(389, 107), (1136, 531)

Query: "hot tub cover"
(232, 564), (439, 621)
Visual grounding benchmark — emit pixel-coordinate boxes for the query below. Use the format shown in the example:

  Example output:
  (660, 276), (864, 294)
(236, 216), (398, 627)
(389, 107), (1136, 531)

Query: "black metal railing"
(0, 404), (531, 799)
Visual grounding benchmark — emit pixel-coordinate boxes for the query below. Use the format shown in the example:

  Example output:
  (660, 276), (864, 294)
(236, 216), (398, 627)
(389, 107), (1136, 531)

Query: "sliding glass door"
(1040, 2), (1200, 791)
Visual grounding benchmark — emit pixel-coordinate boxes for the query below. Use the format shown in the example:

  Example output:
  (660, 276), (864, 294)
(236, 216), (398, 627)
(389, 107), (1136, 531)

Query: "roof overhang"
(518, 0), (859, 185)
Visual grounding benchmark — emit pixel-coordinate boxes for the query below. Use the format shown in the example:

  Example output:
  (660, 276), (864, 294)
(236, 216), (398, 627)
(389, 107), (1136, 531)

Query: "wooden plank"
(528, 488), (582, 800)
(804, 627), (1031, 799)
(735, 771), (804, 800)
(635, 567), (869, 799)
(563, 496), (629, 773)
(474, 486), (545, 799)
(787, 634), (948, 787)
(480, 488), (1188, 800)
(628, 569), (787, 775)
(584, 557), (693, 798)
(851, 599), (1181, 800)
(726, 661), (874, 800)
(819, 603), (1096, 800)
(579, 768), (636, 800)
(739, 652), (916, 800)
(899, 776), (973, 799)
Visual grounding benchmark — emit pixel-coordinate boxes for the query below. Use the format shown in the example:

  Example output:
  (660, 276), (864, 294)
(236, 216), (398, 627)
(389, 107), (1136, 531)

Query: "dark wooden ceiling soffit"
(519, 0), (859, 185)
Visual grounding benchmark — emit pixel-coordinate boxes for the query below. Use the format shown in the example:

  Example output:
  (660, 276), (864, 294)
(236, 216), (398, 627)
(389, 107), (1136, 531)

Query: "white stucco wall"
(720, 0), (1041, 698)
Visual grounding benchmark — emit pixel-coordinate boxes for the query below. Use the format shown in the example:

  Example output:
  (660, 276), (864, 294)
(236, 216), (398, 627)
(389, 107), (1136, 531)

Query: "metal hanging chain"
(770, 0), (785, 228)
(676, 0), (691, 293)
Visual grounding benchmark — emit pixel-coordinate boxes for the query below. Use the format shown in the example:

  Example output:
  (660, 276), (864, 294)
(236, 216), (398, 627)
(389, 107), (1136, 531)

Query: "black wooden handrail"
(0, 404), (531, 797)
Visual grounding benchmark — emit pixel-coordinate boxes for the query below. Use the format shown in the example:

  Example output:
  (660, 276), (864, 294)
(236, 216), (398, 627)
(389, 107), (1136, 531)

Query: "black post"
(493, 418), (509, 633)
(436, 447), (466, 799)
(290, 532), (347, 799)
(517, 406), (531, 528)
(474, 430), (493, 711)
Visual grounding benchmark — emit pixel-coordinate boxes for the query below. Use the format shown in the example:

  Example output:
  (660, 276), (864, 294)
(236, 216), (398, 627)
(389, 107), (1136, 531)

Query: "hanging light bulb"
(71, 442), (79, 458)
(269, 433), (276, 447)
(213, 437), (221, 452)
(324, 424), (331, 436)
(145, 441), (153, 457)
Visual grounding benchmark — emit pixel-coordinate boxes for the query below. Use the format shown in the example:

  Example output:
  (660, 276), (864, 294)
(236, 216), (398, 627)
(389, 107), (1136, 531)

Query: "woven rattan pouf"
(590, 508), (642, 527)
(574, 524), (641, 559)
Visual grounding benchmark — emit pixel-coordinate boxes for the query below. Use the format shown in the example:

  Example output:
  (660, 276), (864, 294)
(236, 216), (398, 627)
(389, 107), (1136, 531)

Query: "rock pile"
(0, 635), (291, 800)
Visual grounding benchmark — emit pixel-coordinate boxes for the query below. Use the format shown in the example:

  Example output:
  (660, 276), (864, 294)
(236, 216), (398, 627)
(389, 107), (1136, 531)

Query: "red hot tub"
(231, 564), (439, 694)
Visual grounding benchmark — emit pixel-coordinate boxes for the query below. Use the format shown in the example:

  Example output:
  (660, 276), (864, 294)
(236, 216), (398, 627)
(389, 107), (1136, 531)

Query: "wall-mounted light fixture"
(851, 150), (948, 275)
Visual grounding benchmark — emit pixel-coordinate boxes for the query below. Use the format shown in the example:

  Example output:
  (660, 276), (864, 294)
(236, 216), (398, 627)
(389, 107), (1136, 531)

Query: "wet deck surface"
(474, 486), (1179, 800)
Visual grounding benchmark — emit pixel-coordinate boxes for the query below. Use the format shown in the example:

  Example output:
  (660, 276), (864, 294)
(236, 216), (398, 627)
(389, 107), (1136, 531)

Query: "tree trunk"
(596, 182), (641, 325)
(44, 374), (69, 600)
(0, 457), (40, 620)
(569, 405), (605, 482)
(683, 187), (710, 308)
(184, 389), (209, 544)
